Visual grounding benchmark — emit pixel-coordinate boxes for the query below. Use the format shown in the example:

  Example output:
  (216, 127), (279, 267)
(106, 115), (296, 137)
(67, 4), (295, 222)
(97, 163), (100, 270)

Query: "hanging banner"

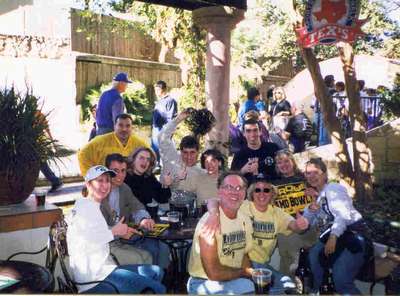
(296, 0), (366, 48)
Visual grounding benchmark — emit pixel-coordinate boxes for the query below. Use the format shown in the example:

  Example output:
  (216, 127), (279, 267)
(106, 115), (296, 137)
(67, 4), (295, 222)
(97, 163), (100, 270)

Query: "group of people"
(311, 75), (384, 146)
(232, 86), (313, 155)
(64, 72), (370, 294)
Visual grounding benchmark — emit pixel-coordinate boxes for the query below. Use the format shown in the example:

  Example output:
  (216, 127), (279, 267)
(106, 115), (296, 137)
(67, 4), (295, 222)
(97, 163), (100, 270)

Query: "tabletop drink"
(146, 201), (159, 220)
(252, 268), (272, 294)
(34, 189), (47, 206)
(167, 211), (181, 230)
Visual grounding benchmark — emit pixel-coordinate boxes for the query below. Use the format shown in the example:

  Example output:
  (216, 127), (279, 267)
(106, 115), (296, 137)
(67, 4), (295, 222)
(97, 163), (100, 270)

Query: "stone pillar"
(193, 7), (244, 155)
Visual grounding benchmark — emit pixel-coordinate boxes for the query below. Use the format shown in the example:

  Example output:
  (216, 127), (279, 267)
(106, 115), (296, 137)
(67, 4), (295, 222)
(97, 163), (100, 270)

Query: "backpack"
(292, 113), (313, 140)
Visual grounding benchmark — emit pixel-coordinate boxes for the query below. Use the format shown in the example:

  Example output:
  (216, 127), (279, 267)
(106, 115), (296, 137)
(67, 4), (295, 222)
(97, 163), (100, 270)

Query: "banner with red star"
(296, 0), (367, 48)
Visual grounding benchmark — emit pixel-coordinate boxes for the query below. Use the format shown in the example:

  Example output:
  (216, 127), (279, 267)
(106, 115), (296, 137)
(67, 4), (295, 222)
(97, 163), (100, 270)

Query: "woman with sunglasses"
(303, 158), (369, 295)
(206, 175), (309, 293)
(273, 150), (318, 275)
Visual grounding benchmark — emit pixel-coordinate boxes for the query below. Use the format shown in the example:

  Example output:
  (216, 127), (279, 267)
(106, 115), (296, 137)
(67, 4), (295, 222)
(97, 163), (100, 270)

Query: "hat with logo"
(84, 165), (116, 182)
(113, 72), (132, 83)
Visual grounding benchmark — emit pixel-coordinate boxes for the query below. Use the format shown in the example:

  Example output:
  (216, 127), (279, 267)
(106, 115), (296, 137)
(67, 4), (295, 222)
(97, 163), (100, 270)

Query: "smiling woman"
(66, 165), (166, 294)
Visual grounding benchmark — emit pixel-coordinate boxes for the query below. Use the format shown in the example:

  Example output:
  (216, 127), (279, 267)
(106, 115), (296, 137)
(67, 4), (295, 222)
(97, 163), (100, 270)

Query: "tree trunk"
(300, 47), (354, 186)
(337, 42), (373, 200)
(158, 43), (168, 63)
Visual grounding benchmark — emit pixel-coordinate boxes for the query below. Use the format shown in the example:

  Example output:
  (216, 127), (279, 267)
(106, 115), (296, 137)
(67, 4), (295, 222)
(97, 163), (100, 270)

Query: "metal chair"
(49, 218), (120, 293)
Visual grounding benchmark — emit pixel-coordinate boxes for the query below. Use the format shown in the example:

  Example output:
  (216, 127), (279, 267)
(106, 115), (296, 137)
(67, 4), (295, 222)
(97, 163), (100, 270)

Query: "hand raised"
(162, 171), (173, 187)
(295, 211), (309, 231)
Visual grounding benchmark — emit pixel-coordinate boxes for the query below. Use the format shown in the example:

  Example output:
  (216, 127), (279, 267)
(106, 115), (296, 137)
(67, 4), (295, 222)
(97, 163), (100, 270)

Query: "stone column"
(193, 7), (244, 155)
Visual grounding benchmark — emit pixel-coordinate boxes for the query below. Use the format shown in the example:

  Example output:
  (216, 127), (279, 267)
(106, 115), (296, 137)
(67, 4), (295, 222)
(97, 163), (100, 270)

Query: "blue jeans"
(309, 240), (365, 294)
(151, 129), (161, 163)
(187, 276), (254, 295)
(86, 264), (166, 294)
(251, 261), (295, 295)
(313, 112), (331, 146)
(40, 162), (61, 186)
(96, 127), (113, 136)
(126, 237), (170, 268)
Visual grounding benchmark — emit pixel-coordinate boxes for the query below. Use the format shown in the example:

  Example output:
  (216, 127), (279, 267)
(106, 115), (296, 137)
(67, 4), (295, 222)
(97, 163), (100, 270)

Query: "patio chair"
(49, 218), (120, 293)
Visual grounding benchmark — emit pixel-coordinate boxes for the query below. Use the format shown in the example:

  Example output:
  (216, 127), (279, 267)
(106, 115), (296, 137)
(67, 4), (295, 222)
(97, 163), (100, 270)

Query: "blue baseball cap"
(113, 72), (132, 83)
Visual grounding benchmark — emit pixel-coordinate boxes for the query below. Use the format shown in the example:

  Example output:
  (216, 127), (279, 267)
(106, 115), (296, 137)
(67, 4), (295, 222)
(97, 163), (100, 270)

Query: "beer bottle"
(320, 267), (335, 294)
(294, 248), (312, 294)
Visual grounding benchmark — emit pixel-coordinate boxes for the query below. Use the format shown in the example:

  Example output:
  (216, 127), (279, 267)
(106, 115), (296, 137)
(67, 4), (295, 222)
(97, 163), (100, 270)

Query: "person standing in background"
(96, 72), (131, 136)
(151, 80), (177, 167)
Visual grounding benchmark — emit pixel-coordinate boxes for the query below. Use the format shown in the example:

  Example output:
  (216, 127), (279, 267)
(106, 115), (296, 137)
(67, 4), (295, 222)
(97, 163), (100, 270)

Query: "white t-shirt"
(66, 198), (116, 292)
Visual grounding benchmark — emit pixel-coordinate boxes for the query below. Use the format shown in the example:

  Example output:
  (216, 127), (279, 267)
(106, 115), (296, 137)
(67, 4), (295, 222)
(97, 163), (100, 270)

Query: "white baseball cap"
(84, 165), (116, 182)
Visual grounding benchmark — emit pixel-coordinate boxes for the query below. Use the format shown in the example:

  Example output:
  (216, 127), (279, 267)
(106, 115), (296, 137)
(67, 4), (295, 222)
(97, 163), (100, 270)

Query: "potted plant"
(0, 87), (57, 206)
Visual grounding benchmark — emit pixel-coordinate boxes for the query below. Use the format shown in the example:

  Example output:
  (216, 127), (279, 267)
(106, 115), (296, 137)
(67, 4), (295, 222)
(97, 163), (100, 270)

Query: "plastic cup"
(252, 268), (272, 294)
(34, 189), (47, 206)
(167, 211), (181, 230)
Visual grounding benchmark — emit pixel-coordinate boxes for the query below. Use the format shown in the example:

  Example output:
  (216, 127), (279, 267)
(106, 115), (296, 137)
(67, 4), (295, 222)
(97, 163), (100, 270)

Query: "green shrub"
(379, 73), (400, 121)
(81, 81), (153, 125)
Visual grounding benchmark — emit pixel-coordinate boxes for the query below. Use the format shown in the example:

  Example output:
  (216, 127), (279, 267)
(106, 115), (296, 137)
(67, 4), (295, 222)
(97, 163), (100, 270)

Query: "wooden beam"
(136, 0), (247, 10)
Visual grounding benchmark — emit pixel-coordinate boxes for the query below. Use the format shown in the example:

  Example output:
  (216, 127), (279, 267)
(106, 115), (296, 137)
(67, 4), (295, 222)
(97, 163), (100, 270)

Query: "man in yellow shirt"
(78, 114), (149, 176)
(187, 172), (255, 295)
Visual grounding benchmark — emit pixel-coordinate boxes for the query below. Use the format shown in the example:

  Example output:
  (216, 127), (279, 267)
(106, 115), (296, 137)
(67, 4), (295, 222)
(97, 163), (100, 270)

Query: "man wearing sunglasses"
(231, 118), (279, 183)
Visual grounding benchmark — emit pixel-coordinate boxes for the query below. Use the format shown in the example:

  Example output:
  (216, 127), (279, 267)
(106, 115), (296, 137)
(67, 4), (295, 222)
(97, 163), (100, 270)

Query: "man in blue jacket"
(95, 72), (132, 136)
(151, 80), (177, 165)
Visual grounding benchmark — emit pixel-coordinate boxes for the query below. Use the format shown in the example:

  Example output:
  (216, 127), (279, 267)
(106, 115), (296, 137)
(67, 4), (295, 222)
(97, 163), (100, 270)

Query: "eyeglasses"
(220, 184), (245, 192)
(254, 188), (271, 193)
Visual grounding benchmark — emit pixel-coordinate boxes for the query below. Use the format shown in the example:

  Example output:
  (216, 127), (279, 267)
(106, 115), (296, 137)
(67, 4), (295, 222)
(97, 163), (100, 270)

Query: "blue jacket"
(96, 88), (125, 129)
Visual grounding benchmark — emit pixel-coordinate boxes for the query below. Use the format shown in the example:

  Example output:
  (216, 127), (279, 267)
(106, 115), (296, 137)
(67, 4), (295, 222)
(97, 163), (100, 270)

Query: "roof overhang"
(136, 0), (247, 10)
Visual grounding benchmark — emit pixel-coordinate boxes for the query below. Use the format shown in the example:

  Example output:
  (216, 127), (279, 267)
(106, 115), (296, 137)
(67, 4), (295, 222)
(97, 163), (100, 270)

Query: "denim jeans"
(313, 112), (331, 146)
(187, 276), (254, 295)
(96, 127), (113, 136)
(127, 237), (170, 268)
(151, 129), (161, 163)
(251, 261), (295, 295)
(309, 240), (365, 294)
(86, 264), (166, 294)
(40, 162), (61, 186)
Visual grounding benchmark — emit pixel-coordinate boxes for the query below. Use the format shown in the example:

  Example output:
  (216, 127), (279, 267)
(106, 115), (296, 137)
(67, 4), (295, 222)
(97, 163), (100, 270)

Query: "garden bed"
(354, 185), (400, 249)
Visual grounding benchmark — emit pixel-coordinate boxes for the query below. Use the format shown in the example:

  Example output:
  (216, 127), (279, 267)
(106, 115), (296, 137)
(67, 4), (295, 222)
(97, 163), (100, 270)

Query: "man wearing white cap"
(95, 72), (132, 136)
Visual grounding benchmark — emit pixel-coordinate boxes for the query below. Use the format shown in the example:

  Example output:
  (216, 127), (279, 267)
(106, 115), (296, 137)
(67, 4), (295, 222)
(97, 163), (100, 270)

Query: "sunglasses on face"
(254, 187), (271, 193)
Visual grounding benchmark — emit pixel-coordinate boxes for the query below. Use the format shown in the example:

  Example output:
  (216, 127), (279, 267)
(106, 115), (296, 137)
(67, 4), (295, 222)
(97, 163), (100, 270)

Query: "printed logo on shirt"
(222, 230), (247, 256)
(264, 156), (275, 166)
(252, 220), (276, 240)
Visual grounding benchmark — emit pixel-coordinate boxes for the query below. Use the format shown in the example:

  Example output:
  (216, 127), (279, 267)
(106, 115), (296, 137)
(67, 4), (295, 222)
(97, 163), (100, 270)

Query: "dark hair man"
(151, 80), (177, 165)
(78, 113), (149, 176)
(231, 119), (279, 183)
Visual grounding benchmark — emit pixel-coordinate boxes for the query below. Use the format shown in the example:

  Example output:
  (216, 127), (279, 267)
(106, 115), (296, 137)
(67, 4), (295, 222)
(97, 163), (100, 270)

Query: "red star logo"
(313, 0), (347, 23)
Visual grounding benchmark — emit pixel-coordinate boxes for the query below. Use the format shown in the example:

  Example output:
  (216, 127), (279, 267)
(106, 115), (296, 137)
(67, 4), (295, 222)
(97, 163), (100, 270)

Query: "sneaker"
(49, 182), (63, 193)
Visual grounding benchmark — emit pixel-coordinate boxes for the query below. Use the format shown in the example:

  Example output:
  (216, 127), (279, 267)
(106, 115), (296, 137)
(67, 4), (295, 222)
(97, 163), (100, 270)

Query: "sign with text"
(296, 0), (366, 48)
(274, 181), (312, 215)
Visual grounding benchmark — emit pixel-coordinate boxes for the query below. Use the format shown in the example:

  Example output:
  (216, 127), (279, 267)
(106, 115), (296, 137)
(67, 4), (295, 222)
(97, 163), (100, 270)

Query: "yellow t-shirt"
(188, 207), (253, 279)
(78, 132), (149, 176)
(239, 200), (293, 264)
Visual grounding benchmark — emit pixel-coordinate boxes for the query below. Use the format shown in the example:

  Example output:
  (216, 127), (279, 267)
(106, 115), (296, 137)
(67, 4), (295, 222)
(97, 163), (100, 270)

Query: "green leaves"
(0, 87), (53, 171)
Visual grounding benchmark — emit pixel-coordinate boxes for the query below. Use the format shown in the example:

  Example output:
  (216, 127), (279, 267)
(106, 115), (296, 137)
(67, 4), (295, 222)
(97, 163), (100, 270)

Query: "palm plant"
(0, 87), (56, 205)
